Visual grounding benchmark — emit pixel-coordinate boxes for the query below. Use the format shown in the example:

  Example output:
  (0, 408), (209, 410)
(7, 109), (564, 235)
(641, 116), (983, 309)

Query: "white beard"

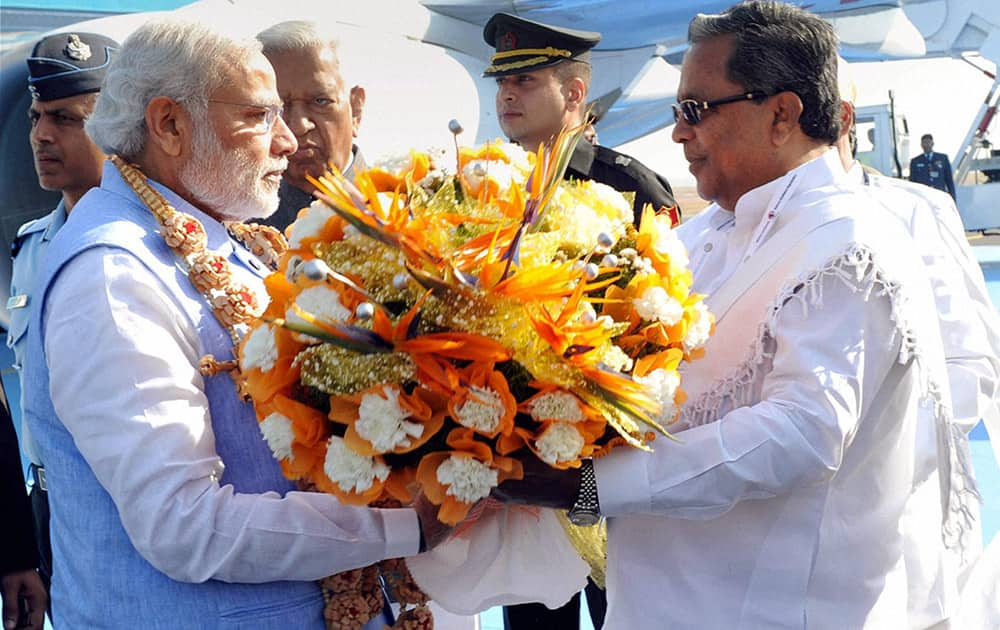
(180, 117), (285, 222)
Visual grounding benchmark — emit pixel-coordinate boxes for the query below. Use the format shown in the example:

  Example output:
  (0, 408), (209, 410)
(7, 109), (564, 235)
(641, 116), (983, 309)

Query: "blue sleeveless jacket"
(21, 165), (327, 629)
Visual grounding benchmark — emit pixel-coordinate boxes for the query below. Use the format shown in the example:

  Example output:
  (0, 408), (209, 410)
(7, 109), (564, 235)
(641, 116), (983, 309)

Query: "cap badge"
(498, 31), (517, 52)
(64, 34), (92, 61)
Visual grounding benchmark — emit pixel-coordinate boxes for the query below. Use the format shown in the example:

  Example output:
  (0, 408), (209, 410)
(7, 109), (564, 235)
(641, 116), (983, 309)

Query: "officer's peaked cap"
(483, 13), (600, 78)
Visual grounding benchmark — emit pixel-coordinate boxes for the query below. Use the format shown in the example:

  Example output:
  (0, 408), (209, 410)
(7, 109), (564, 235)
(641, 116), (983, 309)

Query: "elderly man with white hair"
(257, 20), (367, 230)
(21, 19), (448, 629)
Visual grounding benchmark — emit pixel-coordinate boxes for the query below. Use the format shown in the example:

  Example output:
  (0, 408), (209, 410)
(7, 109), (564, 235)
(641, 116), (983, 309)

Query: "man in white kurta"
(489, 3), (961, 628)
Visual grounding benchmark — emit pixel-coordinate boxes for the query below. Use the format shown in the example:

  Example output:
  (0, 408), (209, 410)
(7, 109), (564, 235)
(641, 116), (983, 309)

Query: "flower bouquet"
(238, 126), (711, 626)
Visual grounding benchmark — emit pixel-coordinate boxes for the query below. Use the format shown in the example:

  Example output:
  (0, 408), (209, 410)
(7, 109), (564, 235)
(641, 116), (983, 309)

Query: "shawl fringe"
(679, 244), (979, 555)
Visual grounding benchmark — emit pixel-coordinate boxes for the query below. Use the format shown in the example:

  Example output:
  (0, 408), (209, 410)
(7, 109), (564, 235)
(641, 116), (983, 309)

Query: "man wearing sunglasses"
(484, 13), (679, 228)
(257, 20), (367, 231)
(490, 2), (958, 627)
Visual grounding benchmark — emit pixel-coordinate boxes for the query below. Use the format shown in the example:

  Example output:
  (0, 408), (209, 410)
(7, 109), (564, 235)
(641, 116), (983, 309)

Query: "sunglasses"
(671, 91), (771, 126)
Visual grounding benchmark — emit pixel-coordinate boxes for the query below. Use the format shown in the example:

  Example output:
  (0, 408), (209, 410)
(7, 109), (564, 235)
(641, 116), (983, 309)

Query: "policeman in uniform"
(909, 133), (956, 199)
(484, 13), (679, 630)
(7, 31), (118, 593)
(484, 12), (680, 228)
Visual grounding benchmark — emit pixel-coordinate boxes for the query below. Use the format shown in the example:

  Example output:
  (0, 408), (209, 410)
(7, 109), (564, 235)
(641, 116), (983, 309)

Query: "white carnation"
(355, 387), (425, 453)
(633, 285), (683, 326)
(683, 302), (712, 352)
(601, 344), (634, 372)
(498, 142), (532, 173)
(287, 200), (334, 249)
(286, 286), (351, 329)
(436, 455), (498, 503)
(324, 436), (390, 493)
(635, 368), (681, 425)
(462, 159), (515, 196)
(241, 324), (278, 372)
(260, 412), (295, 461)
(371, 152), (413, 175)
(528, 391), (585, 423)
(587, 180), (633, 225)
(653, 217), (690, 268)
(535, 423), (585, 465)
(455, 386), (504, 433)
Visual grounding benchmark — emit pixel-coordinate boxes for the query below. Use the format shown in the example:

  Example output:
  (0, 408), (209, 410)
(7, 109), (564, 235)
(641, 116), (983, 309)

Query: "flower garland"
(112, 156), (432, 630)
(110, 154), (283, 351)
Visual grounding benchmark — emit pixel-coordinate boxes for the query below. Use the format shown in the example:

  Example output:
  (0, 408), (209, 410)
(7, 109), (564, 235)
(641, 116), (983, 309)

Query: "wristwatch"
(567, 459), (601, 527)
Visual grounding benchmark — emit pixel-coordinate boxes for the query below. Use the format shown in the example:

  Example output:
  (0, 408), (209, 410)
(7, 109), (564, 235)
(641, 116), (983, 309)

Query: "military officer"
(484, 13), (679, 630)
(485, 12), (680, 228)
(909, 133), (956, 199)
(7, 31), (118, 593)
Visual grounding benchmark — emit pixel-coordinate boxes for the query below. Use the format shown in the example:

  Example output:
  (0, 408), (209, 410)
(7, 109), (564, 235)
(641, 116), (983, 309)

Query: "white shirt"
(849, 163), (1000, 433)
(43, 244), (419, 583)
(593, 150), (953, 628)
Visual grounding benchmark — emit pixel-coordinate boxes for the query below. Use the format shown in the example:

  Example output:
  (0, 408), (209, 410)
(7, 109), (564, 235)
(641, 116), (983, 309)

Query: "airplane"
(0, 0), (998, 329)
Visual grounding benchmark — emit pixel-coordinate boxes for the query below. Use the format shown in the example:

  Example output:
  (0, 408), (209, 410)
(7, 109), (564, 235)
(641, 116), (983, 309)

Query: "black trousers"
(29, 479), (52, 593)
(503, 578), (606, 629)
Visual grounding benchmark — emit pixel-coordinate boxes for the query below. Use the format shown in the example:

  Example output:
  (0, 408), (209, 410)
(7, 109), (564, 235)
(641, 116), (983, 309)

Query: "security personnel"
(485, 12), (680, 228)
(7, 31), (118, 593)
(909, 133), (956, 199)
(485, 13), (677, 630)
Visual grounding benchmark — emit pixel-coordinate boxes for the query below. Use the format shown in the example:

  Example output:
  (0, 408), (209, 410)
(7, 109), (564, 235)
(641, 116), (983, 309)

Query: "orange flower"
(241, 323), (302, 404)
(310, 435), (391, 506)
(367, 151), (431, 193)
(447, 362), (517, 439)
(328, 384), (445, 456)
(516, 385), (606, 469)
(416, 428), (523, 525)
(256, 394), (330, 479)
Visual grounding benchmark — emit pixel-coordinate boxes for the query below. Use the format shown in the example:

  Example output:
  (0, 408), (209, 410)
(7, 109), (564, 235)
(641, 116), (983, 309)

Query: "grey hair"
(257, 20), (353, 91)
(689, 0), (841, 144)
(85, 19), (262, 159)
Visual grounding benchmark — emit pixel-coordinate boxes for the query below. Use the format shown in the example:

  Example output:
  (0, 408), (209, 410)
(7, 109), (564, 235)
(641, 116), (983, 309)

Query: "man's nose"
(31, 115), (55, 144)
(271, 115), (298, 157)
(671, 117), (693, 144)
(281, 102), (315, 136)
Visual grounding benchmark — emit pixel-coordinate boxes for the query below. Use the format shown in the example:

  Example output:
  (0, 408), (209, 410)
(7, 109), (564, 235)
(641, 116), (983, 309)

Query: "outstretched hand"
(490, 453), (581, 510)
(413, 493), (454, 552)
(1, 569), (46, 630)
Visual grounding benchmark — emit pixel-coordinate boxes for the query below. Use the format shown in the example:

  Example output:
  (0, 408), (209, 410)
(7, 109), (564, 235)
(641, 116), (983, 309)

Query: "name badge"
(930, 170), (940, 178)
(6, 294), (28, 310)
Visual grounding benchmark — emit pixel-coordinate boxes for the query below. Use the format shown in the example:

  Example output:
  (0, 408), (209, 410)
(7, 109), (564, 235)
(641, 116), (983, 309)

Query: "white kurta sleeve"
(44, 247), (419, 583)
(595, 272), (900, 519)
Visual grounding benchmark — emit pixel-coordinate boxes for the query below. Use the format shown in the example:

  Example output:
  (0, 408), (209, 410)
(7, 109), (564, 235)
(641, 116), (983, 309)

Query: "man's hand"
(1, 569), (46, 629)
(490, 453), (581, 510)
(413, 493), (454, 552)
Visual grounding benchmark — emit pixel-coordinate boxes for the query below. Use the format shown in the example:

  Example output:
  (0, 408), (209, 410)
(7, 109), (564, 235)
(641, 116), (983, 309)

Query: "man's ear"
(770, 91), (804, 147)
(563, 76), (586, 112)
(144, 96), (189, 157)
(838, 100), (855, 132)
(349, 86), (365, 138)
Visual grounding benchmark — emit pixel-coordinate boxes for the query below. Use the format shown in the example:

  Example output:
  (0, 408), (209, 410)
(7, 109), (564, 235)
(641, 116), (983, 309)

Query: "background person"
(257, 20), (367, 230)
(1, 380), (46, 630)
(484, 12), (680, 228)
(6, 31), (118, 597)
(909, 133), (957, 199)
